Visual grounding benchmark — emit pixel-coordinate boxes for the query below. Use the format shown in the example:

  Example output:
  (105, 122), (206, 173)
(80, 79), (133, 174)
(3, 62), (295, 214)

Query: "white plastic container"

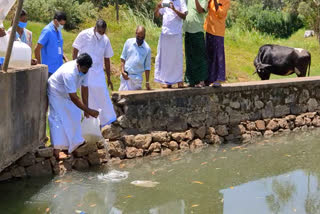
(8, 41), (31, 67)
(0, 34), (8, 57)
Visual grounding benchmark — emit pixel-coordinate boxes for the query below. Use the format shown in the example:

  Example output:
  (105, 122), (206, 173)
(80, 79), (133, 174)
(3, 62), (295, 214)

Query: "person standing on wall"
(7, 9), (37, 65)
(204, 0), (230, 87)
(154, 0), (188, 89)
(47, 53), (99, 159)
(72, 19), (117, 128)
(119, 26), (152, 91)
(183, 0), (208, 88)
(35, 11), (68, 77)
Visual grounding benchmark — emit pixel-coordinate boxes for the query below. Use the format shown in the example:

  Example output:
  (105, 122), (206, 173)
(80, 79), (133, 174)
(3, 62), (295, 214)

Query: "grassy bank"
(4, 6), (320, 88)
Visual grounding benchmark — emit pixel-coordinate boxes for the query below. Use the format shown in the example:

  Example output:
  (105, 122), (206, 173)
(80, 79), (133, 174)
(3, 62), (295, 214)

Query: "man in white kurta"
(154, 0), (188, 88)
(48, 53), (99, 158)
(72, 19), (117, 127)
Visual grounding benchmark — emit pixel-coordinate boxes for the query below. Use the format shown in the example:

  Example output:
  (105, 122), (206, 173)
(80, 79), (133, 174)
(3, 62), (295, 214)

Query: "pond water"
(1, 130), (320, 214)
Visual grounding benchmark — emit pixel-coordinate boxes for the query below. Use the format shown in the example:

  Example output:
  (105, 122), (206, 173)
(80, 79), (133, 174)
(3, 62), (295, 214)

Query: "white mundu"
(48, 60), (88, 153)
(154, 0), (187, 85)
(73, 27), (117, 127)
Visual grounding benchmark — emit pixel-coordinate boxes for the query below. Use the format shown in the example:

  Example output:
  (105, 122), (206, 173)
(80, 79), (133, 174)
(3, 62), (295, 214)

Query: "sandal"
(212, 82), (222, 87)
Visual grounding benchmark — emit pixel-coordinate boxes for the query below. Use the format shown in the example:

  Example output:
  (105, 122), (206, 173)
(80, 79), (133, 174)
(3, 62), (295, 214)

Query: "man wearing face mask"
(7, 9), (37, 65)
(72, 19), (117, 128)
(35, 11), (68, 77)
(119, 26), (151, 91)
(47, 53), (99, 159)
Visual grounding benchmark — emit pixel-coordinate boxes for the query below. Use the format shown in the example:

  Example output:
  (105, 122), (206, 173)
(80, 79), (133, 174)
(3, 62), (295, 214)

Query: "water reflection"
(2, 130), (320, 213)
(221, 170), (320, 214)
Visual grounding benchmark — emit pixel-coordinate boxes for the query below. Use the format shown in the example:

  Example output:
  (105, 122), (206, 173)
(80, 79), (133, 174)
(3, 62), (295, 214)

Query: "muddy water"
(1, 130), (320, 214)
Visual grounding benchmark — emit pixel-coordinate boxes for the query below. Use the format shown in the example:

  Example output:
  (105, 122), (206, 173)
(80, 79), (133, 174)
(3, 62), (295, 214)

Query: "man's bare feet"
(54, 149), (70, 160)
(177, 82), (185, 88)
(195, 81), (205, 88)
(161, 84), (172, 89)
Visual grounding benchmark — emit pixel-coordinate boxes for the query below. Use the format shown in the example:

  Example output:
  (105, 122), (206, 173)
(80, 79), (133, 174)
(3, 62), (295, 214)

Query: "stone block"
(206, 127), (216, 135)
(171, 132), (185, 142)
(101, 124), (122, 140)
(285, 115), (296, 121)
(255, 120), (266, 131)
(185, 129), (195, 141)
(307, 98), (318, 112)
(295, 116), (305, 127)
(179, 141), (189, 150)
(190, 139), (204, 150)
(87, 152), (101, 165)
(262, 101), (274, 118)
(161, 148), (172, 156)
(134, 134), (152, 149)
(26, 160), (52, 177)
(255, 100), (265, 109)
(264, 130), (274, 137)
(195, 126), (206, 139)
(17, 153), (36, 167)
(10, 166), (26, 178)
(216, 125), (229, 136)
(37, 147), (54, 158)
(312, 116), (320, 127)
(266, 120), (279, 131)
(148, 142), (161, 153)
(122, 135), (135, 146)
(230, 101), (241, 109)
(73, 143), (98, 158)
(168, 141), (179, 151)
(0, 171), (12, 182)
(167, 117), (188, 131)
(107, 140), (126, 159)
(126, 147), (143, 159)
(299, 89), (310, 104)
(274, 105), (290, 117)
(246, 122), (257, 131)
(72, 158), (89, 170)
(151, 131), (170, 142)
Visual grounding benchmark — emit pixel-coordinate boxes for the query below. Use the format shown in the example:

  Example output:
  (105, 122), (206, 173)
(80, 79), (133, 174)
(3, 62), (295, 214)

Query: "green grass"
(225, 26), (320, 82)
(4, 6), (320, 87)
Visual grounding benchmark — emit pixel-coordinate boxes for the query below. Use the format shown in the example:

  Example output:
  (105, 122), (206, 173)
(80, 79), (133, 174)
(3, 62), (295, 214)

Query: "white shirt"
(72, 28), (113, 86)
(48, 60), (88, 99)
(160, 0), (188, 35)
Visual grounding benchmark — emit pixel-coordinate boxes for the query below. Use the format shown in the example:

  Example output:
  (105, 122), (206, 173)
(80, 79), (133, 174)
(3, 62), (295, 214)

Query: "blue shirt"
(121, 38), (151, 80)
(38, 22), (64, 74)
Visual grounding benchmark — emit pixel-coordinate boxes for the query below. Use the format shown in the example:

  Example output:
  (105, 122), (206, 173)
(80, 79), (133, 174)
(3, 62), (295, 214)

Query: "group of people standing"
(0, 0), (230, 157)
(156, 0), (230, 88)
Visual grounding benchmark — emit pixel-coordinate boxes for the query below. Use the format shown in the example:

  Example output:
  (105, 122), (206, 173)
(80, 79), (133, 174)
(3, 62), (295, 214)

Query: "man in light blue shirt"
(119, 26), (151, 91)
(35, 11), (68, 77)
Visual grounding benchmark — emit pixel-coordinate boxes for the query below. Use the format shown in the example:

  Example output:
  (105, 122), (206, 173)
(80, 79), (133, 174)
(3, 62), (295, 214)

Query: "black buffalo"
(254, 44), (311, 80)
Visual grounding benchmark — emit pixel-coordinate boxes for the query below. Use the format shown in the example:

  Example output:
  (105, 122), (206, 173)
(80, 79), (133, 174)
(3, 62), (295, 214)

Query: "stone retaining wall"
(2, 77), (320, 181)
(102, 77), (320, 158)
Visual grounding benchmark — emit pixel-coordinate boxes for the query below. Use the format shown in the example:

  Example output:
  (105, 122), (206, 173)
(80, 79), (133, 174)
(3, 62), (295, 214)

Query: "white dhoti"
(119, 75), (143, 91)
(48, 93), (84, 153)
(88, 68), (117, 127)
(154, 33), (183, 85)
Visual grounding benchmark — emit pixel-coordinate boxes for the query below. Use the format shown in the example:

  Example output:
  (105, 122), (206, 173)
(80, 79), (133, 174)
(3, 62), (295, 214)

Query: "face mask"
(57, 23), (64, 31)
(95, 32), (103, 40)
(18, 21), (27, 28)
(136, 37), (144, 46)
(79, 71), (86, 77)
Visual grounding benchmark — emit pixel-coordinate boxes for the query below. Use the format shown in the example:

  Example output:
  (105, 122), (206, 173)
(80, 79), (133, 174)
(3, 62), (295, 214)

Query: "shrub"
(24, 0), (97, 30)
(227, 3), (303, 38)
